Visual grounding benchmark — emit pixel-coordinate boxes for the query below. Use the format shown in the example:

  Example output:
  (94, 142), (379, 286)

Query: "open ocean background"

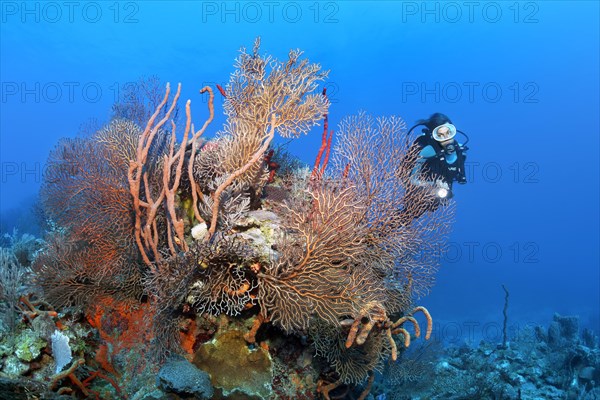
(1, 0), (598, 346)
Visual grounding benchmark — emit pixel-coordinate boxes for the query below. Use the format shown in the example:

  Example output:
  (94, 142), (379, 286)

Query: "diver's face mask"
(432, 123), (457, 142)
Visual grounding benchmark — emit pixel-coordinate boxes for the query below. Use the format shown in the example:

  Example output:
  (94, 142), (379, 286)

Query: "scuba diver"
(398, 112), (469, 223)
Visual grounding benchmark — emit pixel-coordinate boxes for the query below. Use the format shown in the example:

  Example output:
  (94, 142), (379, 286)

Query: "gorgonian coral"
(35, 120), (149, 309)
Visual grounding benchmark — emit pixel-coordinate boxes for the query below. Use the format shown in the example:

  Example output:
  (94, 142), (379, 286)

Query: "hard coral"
(193, 329), (272, 399)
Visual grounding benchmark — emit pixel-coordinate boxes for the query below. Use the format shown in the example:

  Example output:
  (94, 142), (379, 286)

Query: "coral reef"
(378, 314), (600, 400)
(2, 39), (457, 399)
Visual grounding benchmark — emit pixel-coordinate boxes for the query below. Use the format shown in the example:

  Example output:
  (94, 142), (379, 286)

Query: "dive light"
(436, 187), (449, 199)
(434, 186), (453, 200)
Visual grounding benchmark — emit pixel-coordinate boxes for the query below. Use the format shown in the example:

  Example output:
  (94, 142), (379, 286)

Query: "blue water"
(1, 0), (598, 345)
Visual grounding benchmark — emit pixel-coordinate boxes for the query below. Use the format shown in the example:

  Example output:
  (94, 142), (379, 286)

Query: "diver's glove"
(435, 180), (449, 190)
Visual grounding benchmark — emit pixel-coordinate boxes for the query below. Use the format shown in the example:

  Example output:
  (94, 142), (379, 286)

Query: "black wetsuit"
(410, 134), (467, 189)
(398, 135), (467, 223)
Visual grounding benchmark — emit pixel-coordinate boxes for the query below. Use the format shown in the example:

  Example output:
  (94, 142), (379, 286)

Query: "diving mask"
(432, 123), (457, 142)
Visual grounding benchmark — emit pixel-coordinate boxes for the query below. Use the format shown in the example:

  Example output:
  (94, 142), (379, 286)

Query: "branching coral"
(196, 37), (329, 237)
(41, 122), (140, 278)
(34, 232), (141, 310)
(224, 37), (329, 138)
(35, 119), (147, 309)
(332, 112), (455, 298)
(257, 181), (385, 332)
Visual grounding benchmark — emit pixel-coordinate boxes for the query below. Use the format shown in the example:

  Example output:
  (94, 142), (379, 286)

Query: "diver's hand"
(434, 180), (449, 190)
